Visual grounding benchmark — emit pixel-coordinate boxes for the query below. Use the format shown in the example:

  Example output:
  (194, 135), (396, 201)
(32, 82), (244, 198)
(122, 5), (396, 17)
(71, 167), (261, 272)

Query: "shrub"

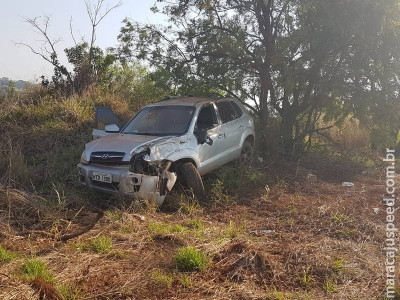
(175, 246), (209, 272)
(21, 258), (53, 282)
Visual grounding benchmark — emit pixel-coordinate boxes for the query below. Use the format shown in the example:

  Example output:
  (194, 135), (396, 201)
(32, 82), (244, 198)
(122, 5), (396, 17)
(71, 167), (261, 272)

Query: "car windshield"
(122, 105), (195, 136)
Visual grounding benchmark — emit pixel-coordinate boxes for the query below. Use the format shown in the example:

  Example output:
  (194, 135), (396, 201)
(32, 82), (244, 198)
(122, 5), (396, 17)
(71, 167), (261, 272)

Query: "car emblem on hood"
(101, 154), (110, 159)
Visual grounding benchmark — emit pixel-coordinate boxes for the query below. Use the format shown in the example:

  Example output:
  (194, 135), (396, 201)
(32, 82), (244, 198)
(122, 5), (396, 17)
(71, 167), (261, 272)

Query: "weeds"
(57, 283), (82, 300)
(332, 258), (345, 273)
(335, 229), (356, 238)
(0, 245), (16, 263)
(75, 235), (112, 253)
(210, 179), (233, 205)
(225, 220), (246, 239)
(151, 270), (173, 288)
(105, 210), (124, 221)
(178, 194), (199, 215)
(299, 268), (313, 288)
(175, 246), (209, 272)
(179, 274), (192, 287)
(323, 278), (337, 294)
(149, 222), (185, 235)
(331, 212), (351, 224)
(187, 219), (203, 230)
(21, 258), (53, 282)
(264, 185), (271, 200)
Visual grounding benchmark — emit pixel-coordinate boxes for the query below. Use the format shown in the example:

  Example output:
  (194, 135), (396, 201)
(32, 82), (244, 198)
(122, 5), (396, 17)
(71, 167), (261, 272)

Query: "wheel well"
(245, 135), (255, 146)
(170, 158), (197, 172)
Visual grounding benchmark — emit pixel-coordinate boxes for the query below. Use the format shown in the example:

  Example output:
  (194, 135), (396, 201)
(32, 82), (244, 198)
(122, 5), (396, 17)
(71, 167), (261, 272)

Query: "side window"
(216, 101), (237, 123)
(230, 101), (243, 118)
(196, 105), (217, 131)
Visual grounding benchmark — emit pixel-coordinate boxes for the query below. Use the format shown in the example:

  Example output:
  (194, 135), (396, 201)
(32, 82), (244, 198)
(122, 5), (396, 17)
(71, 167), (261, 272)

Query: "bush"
(175, 246), (209, 272)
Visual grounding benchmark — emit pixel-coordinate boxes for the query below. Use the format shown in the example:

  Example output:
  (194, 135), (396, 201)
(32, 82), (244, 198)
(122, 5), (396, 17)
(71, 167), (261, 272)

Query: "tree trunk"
(280, 109), (296, 156)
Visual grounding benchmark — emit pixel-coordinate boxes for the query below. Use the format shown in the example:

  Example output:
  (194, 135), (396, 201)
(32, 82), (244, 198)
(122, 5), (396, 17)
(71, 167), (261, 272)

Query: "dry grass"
(0, 162), (393, 299)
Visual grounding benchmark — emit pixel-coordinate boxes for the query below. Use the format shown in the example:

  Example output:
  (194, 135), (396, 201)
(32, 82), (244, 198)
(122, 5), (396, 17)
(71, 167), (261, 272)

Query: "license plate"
(92, 172), (112, 183)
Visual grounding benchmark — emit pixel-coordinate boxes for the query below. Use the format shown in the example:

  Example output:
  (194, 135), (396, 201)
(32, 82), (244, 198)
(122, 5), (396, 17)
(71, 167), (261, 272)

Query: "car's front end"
(77, 103), (198, 205)
(78, 136), (181, 205)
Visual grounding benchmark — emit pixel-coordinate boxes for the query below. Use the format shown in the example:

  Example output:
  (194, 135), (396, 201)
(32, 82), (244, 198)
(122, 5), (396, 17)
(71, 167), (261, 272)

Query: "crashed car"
(77, 96), (255, 206)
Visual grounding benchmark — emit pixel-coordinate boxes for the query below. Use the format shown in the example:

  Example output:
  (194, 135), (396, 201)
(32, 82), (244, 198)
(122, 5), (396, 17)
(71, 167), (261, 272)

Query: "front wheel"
(239, 140), (254, 165)
(178, 162), (205, 200)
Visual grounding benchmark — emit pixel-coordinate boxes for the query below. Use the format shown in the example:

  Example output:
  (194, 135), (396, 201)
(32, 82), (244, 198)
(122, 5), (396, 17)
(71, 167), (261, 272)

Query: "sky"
(0, 0), (166, 81)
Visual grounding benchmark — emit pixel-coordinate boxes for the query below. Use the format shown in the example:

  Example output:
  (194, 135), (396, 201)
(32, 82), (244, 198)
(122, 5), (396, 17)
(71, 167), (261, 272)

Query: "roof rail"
(159, 95), (193, 102)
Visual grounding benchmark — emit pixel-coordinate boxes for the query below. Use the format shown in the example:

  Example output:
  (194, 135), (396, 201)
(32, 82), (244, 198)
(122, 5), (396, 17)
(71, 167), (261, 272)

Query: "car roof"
(147, 96), (236, 107)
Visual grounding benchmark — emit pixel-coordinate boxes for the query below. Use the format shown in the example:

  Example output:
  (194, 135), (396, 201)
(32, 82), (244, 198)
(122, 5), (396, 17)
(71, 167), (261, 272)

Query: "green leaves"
(115, 0), (400, 151)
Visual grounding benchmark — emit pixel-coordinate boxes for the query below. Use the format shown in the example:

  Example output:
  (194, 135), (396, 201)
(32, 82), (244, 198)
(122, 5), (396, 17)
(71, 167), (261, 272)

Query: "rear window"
(216, 101), (240, 123)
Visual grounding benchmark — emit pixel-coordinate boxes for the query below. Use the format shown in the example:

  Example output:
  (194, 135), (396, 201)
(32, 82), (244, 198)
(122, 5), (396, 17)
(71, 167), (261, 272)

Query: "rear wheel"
(178, 162), (205, 200)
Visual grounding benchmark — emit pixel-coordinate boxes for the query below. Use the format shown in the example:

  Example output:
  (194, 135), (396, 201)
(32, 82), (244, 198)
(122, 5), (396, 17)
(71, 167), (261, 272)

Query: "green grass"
(179, 274), (192, 287)
(75, 235), (112, 253)
(0, 245), (16, 263)
(175, 246), (209, 272)
(57, 283), (83, 300)
(187, 219), (204, 230)
(323, 278), (337, 294)
(332, 258), (345, 273)
(105, 210), (124, 221)
(20, 258), (53, 282)
(151, 270), (174, 288)
(299, 268), (313, 288)
(148, 222), (186, 235)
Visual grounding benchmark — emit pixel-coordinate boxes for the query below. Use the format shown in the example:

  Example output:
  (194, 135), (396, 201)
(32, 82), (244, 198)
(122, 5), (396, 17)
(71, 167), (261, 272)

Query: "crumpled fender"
(119, 171), (177, 206)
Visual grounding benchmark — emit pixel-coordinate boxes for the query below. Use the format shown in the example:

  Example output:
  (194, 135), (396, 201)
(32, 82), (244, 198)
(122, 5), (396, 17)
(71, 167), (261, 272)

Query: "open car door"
(92, 107), (125, 140)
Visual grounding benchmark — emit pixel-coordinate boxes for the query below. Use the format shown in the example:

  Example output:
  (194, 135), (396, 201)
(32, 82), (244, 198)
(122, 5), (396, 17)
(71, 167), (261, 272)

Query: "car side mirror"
(197, 129), (213, 145)
(105, 124), (120, 133)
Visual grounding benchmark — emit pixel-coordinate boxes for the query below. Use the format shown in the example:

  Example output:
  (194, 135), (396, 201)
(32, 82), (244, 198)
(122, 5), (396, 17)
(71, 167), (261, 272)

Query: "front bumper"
(77, 163), (177, 205)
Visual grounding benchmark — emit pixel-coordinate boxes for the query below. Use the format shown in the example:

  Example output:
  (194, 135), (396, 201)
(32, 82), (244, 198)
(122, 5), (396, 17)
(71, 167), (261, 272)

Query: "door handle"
(218, 133), (225, 139)
(239, 125), (244, 130)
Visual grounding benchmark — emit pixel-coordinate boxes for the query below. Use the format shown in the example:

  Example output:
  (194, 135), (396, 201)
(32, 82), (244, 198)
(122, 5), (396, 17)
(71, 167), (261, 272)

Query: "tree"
(15, 16), (74, 95)
(16, 0), (121, 95)
(116, 0), (400, 155)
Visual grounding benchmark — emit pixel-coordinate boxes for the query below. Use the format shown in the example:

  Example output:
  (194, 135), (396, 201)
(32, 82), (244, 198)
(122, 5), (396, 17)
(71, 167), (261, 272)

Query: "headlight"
(130, 149), (157, 175)
(80, 153), (89, 165)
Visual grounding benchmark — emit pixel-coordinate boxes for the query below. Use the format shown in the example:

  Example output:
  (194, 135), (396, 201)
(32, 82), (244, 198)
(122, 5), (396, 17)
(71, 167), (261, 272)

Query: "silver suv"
(77, 97), (255, 205)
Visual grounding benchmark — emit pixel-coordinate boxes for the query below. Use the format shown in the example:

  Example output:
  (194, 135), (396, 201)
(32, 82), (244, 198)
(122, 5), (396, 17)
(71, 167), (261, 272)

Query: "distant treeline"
(0, 77), (29, 93)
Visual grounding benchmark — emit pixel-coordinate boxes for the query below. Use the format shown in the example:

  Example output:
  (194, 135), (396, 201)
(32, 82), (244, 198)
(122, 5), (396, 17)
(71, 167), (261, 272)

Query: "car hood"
(84, 134), (169, 160)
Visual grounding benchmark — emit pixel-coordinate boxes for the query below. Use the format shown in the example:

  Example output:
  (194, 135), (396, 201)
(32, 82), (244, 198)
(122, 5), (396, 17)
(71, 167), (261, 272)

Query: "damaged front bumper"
(77, 163), (177, 205)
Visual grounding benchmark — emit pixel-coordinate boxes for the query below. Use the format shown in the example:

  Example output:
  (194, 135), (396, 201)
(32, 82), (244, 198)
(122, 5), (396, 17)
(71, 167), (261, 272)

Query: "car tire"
(178, 162), (205, 200)
(239, 140), (254, 165)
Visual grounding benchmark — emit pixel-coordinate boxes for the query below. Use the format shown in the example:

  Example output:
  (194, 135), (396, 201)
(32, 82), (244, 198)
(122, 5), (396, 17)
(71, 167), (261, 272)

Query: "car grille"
(90, 152), (126, 164)
(91, 180), (120, 190)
